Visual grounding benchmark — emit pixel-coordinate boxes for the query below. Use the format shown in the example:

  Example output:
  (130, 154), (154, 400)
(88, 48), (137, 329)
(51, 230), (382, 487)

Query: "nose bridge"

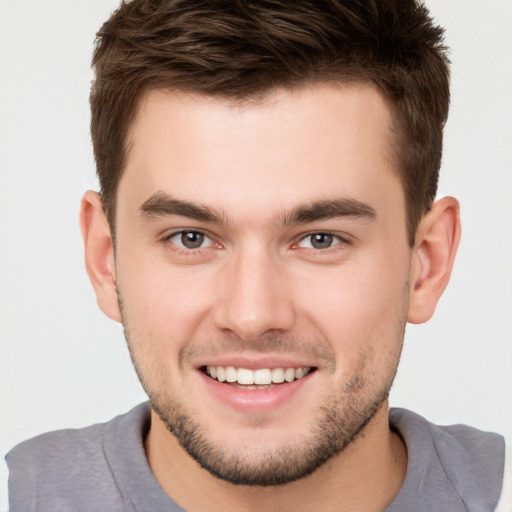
(214, 240), (295, 340)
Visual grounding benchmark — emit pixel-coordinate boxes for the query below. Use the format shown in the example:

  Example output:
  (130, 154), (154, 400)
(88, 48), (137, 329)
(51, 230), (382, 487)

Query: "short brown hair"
(90, 0), (450, 246)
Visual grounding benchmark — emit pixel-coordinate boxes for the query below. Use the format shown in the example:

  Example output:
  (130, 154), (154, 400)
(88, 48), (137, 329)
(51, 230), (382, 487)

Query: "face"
(114, 84), (412, 485)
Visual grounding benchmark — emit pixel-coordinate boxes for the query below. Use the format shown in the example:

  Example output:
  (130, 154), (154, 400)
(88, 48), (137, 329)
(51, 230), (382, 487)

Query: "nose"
(213, 244), (295, 341)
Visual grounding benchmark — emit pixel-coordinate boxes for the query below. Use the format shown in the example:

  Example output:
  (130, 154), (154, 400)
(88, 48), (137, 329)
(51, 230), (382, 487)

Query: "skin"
(81, 83), (461, 511)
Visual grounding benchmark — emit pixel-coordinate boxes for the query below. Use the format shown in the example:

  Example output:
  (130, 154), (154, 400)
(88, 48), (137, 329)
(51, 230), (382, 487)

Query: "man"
(5, 0), (510, 510)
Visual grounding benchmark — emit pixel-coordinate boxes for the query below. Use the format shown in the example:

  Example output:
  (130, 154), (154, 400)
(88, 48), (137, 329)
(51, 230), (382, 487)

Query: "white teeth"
(295, 367), (306, 379)
(225, 366), (237, 383)
(284, 368), (295, 382)
(254, 369), (272, 385)
(271, 367), (285, 383)
(237, 368), (254, 385)
(205, 365), (311, 385)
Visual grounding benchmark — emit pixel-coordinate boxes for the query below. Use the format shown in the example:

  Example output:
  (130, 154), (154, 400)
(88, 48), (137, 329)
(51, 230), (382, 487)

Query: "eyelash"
(161, 229), (350, 254)
(294, 231), (348, 251)
(161, 229), (216, 252)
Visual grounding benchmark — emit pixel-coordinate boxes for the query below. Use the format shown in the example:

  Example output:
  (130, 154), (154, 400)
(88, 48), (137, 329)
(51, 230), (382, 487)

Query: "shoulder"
(6, 403), (150, 512)
(390, 407), (505, 470)
(389, 408), (506, 511)
(8, 417), (107, 468)
(495, 441), (512, 512)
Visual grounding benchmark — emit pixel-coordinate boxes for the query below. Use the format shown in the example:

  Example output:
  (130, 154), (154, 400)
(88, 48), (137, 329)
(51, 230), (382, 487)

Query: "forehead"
(119, 83), (402, 224)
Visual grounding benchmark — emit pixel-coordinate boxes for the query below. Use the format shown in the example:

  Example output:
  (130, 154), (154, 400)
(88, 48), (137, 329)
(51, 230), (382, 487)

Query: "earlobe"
(407, 197), (461, 324)
(80, 191), (122, 322)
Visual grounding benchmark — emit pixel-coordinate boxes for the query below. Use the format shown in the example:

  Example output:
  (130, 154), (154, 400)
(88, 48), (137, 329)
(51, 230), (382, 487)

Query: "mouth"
(202, 365), (314, 389)
(198, 362), (318, 412)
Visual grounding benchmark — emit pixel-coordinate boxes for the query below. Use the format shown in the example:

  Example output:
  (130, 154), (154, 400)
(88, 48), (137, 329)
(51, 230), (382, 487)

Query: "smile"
(205, 365), (312, 386)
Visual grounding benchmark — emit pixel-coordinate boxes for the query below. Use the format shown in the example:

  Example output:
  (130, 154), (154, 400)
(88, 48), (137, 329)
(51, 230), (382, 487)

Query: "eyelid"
(162, 229), (216, 250)
(159, 228), (352, 251)
(293, 230), (352, 250)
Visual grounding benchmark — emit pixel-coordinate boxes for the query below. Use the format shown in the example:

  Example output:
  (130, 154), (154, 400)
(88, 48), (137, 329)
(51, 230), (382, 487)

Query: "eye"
(297, 232), (342, 250)
(167, 230), (214, 250)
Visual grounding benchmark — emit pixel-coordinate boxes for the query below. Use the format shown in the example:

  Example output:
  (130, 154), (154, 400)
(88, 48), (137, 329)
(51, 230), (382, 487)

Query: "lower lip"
(198, 370), (314, 413)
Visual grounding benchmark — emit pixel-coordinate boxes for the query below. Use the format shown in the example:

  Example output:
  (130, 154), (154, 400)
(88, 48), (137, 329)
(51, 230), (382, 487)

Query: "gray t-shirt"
(6, 403), (505, 511)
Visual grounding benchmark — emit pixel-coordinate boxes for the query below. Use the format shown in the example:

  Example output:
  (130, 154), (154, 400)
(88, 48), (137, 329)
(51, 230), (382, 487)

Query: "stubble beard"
(149, 379), (393, 486)
(118, 294), (406, 487)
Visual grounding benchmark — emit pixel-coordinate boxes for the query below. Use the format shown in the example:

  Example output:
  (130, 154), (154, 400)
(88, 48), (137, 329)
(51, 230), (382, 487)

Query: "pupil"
(181, 232), (204, 249)
(312, 233), (332, 249)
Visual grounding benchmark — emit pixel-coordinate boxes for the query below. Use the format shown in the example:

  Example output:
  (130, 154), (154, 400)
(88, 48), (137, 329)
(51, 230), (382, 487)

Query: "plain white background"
(1, 1), (511, 507)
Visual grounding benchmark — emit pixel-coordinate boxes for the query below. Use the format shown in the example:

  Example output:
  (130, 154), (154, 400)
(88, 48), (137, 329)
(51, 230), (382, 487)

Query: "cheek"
(116, 262), (218, 393)
(297, 257), (409, 365)
(116, 253), (217, 348)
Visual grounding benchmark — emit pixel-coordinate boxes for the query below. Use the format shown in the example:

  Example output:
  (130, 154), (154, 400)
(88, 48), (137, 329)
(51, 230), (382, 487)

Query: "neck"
(145, 401), (407, 512)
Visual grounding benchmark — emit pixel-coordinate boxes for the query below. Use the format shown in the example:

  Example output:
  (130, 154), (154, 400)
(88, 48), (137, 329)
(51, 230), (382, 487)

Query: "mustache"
(178, 334), (336, 371)
(117, 290), (336, 372)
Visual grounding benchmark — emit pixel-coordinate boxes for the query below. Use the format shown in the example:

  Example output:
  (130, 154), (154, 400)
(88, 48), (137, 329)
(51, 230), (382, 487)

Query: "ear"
(80, 191), (122, 322)
(407, 196), (461, 324)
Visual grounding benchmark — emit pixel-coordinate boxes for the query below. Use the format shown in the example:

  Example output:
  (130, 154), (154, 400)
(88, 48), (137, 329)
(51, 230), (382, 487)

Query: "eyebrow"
(139, 192), (376, 225)
(282, 198), (376, 225)
(140, 192), (224, 223)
